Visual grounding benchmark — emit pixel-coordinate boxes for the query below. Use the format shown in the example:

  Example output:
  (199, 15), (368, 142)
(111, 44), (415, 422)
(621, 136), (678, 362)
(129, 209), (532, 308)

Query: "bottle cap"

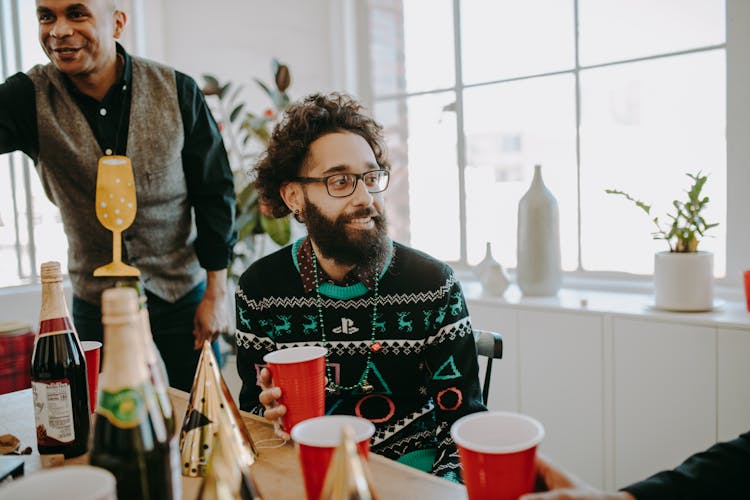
(101, 288), (139, 324)
(40, 261), (63, 283)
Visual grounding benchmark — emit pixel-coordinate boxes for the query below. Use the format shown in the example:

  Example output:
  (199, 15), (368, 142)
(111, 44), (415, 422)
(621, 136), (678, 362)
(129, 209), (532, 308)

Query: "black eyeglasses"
(293, 169), (390, 198)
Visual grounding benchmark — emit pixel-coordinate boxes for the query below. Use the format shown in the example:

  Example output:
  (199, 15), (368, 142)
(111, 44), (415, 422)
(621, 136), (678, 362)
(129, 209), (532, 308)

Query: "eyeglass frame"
(292, 168), (391, 198)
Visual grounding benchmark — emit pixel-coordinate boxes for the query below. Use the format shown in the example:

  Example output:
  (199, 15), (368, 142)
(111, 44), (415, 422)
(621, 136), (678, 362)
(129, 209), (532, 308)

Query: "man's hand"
(193, 269), (228, 349)
(519, 455), (635, 500)
(258, 367), (290, 441)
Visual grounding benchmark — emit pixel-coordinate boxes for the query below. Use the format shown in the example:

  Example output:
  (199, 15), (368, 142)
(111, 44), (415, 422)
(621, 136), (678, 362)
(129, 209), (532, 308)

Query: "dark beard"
(303, 197), (390, 268)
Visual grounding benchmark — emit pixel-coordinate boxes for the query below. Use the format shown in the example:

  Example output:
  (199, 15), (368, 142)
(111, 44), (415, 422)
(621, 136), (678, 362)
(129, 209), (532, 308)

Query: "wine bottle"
(31, 261), (90, 458)
(90, 287), (175, 499)
(116, 278), (180, 498)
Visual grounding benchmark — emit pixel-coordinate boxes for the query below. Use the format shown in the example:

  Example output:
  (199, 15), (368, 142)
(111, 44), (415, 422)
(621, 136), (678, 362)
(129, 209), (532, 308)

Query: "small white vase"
(474, 242), (510, 297)
(516, 165), (562, 296)
(654, 251), (714, 311)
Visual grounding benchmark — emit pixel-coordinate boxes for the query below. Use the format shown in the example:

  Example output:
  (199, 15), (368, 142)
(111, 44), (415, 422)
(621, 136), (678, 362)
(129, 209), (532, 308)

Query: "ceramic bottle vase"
(516, 164), (561, 296)
(474, 242), (510, 296)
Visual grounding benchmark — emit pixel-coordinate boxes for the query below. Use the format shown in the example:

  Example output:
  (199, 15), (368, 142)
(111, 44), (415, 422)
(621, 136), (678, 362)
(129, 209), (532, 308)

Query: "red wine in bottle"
(89, 287), (176, 500)
(31, 261), (90, 458)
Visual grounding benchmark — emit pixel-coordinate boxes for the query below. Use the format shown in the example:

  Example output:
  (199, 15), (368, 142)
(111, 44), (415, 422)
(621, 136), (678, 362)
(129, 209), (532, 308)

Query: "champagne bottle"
(90, 287), (175, 499)
(31, 261), (90, 458)
(116, 279), (181, 498)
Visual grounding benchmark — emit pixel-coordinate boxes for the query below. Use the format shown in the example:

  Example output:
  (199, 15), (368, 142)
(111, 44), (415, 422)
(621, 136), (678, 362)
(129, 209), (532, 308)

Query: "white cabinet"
(468, 304), (519, 411)
(718, 328), (750, 441)
(612, 318), (716, 488)
(466, 289), (750, 493)
(519, 310), (605, 489)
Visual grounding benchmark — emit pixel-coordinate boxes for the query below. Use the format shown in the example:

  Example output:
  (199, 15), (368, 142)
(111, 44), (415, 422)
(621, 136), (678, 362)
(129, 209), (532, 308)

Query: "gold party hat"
(180, 340), (258, 477)
(198, 409), (264, 500)
(319, 425), (379, 500)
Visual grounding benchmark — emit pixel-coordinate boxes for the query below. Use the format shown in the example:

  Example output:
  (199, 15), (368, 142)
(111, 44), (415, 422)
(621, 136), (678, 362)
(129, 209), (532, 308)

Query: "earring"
(293, 208), (303, 223)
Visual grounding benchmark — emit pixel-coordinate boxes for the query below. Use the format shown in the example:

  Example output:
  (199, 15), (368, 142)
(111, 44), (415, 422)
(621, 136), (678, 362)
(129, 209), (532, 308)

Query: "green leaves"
(605, 171), (718, 253)
(202, 60), (295, 280)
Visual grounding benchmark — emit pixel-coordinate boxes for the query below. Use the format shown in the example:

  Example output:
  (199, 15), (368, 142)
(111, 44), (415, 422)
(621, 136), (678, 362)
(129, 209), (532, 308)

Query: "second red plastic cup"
(451, 411), (545, 500)
(263, 346), (327, 432)
(291, 415), (375, 500)
(81, 340), (102, 413)
(743, 270), (750, 312)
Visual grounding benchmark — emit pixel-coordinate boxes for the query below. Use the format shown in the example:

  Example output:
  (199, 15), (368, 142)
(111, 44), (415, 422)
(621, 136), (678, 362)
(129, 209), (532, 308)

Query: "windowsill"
(461, 277), (750, 330)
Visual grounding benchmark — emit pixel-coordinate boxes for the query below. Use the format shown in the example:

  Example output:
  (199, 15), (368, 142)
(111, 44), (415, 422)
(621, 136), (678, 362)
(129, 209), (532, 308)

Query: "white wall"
(137, 0), (340, 115)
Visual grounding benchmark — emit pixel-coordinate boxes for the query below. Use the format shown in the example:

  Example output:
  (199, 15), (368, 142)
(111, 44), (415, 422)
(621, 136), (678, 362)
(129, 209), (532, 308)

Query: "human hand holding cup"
(262, 346), (327, 433)
(81, 340), (102, 413)
(451, 411), (545, 500)
(291, 415), (375, 500)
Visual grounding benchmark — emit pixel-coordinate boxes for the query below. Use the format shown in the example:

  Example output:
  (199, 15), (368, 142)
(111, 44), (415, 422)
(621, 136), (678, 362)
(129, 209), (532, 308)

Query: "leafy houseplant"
(606, 171), (719, 311)
(605, 171), (718, 253)
(203, 59), (293, 284)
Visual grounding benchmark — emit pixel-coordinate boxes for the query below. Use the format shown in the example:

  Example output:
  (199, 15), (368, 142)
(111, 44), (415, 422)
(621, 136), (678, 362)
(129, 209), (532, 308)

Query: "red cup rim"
(451, 411), (545, 454)
(291, 415), (375, 447)
(263, 345), (327, 364)
(81, 340), (102, 351)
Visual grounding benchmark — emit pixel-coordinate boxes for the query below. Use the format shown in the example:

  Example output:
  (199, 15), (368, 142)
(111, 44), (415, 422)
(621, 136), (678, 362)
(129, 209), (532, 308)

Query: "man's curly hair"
(254, 92), (391, 218)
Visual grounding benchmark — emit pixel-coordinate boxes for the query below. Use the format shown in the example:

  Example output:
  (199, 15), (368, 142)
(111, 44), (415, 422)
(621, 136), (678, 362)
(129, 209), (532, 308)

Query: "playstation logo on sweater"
(333, 318), (358, 334)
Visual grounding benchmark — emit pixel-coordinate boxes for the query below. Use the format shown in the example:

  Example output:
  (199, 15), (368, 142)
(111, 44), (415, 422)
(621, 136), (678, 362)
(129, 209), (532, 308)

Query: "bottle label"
(97, 387), (146, 429)
(37, 317), (76, 338)
(32, 380), (75, 445)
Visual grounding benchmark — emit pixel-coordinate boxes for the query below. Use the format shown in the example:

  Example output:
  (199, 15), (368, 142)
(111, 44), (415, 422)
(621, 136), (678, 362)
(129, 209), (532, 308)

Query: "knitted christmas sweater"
(235, 239), (486, 482)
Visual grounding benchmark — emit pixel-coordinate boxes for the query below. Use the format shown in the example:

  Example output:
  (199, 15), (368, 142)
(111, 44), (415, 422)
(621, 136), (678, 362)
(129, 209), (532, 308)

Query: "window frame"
(346, 0), (749, 289)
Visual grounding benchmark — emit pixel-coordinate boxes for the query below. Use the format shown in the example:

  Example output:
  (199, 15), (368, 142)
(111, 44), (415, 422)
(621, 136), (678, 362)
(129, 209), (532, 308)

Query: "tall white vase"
(516, 164), (562, 296)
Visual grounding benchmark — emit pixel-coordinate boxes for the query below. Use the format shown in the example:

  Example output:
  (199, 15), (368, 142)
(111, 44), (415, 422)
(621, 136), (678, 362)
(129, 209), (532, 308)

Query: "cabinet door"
(613, 318), (716, 488)
(467, 304), (518, 411)
(519, 310), (604, 488)
(718, 328), (750, 441)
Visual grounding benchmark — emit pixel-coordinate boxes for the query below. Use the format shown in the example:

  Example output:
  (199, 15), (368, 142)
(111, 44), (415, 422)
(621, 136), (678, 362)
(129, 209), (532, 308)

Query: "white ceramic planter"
(654, 251), (714, 311)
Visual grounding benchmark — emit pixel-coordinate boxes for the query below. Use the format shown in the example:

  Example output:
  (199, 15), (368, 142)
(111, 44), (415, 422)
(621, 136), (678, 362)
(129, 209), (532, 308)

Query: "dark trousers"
(73, 281), (213, 392)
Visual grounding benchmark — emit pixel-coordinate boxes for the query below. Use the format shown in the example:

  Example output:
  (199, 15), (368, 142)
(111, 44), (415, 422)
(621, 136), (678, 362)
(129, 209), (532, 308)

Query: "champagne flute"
(93, 156), (140, 277)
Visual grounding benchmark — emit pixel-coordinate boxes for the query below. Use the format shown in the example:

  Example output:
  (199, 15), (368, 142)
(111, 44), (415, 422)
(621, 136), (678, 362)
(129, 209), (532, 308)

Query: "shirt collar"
(297, 237), (390, 294)
(61, 42), (132, 102)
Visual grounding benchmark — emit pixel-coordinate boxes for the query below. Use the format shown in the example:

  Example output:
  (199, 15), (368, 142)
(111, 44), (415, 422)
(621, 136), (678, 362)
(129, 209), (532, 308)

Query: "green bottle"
(90, 287), (175, 499)
(115, 278), (180, 496)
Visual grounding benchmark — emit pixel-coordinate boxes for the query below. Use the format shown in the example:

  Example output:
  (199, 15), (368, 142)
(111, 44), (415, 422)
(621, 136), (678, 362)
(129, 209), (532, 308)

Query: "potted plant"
(606, 172), (719, 311)
(202, 59), (293, 285)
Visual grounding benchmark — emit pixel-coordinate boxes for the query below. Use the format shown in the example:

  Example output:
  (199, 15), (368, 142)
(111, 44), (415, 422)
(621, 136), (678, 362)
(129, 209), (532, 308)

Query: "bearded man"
(235, 92), (486, 483)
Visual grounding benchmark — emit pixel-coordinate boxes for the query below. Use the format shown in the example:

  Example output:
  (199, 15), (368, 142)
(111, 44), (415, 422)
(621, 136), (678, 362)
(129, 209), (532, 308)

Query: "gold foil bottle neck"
(101, 287), (139, 324)
(40, 261), (63, 283)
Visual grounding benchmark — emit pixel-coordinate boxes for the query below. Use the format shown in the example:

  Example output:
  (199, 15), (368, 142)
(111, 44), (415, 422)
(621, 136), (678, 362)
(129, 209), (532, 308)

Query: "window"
(0, 0), (140, 287)
(362, 0), (729, 278)
(0, 0), (61, 286)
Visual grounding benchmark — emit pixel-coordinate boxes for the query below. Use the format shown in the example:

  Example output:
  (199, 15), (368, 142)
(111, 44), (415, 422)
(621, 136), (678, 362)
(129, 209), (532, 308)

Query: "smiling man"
(235, 92), (486, 483)
(0, 0), (237, 391)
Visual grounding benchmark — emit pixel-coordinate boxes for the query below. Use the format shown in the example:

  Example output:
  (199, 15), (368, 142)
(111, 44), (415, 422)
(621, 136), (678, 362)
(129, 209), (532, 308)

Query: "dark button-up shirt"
(0, 43), (236, 272)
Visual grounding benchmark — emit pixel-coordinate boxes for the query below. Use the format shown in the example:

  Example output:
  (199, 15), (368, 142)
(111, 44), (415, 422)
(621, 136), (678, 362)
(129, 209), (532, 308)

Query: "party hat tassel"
(180, 341), (258, 477)
(319, 425), (379, 500)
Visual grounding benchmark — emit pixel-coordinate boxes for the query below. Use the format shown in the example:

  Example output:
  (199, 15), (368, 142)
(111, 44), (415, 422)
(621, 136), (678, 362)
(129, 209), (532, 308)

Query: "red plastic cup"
(263, 346), (327, 432)
(81, 340), (102, 413)
(451, 411), (545, 500)
(743, 270), (750, 312)
(291, 415), (375, 500)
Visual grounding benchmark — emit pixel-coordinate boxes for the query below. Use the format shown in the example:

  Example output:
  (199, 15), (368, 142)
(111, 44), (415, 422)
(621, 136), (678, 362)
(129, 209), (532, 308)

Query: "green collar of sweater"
(291, 237), (393, 299)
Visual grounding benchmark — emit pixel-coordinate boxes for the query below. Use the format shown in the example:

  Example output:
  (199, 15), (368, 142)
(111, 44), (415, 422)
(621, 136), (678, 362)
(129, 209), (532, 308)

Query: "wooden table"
(0, 388), (466, 499)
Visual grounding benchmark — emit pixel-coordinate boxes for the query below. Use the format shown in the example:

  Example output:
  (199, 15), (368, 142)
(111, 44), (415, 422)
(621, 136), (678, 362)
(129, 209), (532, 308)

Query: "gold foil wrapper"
(198, 411), (263, 500)
(180, 341), (258, 478)
(319, 425), (379, 500)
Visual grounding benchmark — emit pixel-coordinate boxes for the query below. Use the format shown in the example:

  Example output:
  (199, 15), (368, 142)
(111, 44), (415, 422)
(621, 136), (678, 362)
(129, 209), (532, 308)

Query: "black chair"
(473, 329), (504, 406)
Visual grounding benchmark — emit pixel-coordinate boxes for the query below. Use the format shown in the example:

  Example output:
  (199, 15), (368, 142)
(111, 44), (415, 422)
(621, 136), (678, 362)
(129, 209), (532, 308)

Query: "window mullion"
(574, 0), (583, 271)
(453, 0), (467, 265)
